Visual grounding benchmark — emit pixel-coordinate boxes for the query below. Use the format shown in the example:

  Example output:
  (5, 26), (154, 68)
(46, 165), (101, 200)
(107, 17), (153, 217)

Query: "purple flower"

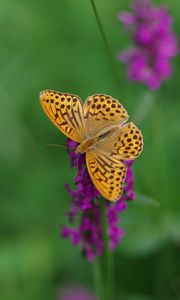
(58, 286), (96, 300)
(118, 0), (178, 90)
(61, 139), (136, 261)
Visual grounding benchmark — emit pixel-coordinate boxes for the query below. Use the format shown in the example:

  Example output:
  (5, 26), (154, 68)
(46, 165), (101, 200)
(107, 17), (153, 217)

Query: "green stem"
(152, 96), (172, 297)
(151, 96), (168, 203)
(101, 200), (114, 300)
(92, 257), (104, 300)
(90, 0), (121, 87)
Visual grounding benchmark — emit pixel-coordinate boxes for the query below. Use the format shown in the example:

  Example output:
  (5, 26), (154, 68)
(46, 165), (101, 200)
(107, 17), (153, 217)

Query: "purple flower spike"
(118, 0), (178, 90)
(61, 139), (136, 261)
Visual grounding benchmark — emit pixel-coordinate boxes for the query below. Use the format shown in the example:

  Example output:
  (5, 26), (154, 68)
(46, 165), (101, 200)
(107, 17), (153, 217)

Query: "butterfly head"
(75, 137), (98, 154)
(75, 143), (86, 154)
(75, 142), (92, 154)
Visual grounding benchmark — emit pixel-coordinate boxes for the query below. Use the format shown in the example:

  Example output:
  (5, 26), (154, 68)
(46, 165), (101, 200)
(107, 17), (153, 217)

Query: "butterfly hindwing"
(117, 122), (143, 160)
(40, 90), (84, 143)
(86, 150), (127, 201)
(95, 123), (143, 160)
(83, 94), (129, 137)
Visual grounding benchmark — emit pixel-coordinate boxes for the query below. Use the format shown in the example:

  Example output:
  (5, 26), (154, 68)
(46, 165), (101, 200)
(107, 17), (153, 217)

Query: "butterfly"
(40, 90), (143, 201)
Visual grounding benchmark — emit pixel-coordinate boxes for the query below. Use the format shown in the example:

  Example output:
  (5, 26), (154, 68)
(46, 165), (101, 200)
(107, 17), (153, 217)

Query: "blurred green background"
(0, 0), (180, 299)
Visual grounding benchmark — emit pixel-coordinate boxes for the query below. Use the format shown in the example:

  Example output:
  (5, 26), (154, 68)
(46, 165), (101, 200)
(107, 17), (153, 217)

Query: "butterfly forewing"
(83, 94), (129, 137)
(40, 90), (84, 143)
(86, 150), (127, 201)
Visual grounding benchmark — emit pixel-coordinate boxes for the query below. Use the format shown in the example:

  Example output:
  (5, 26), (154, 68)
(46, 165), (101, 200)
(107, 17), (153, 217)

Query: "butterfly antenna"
(45, 143), (67, 149)
(45, 144), (76, 152)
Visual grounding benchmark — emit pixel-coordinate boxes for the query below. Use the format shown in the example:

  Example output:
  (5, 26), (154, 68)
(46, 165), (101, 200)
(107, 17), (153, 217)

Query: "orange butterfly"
(40, 90), (143, 201)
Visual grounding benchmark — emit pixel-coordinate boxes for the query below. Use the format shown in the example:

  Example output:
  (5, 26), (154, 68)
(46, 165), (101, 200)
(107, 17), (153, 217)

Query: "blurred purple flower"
(58, 286), (96, 300)
(61, 139), (135, 261)
(118, 0), (178, 90)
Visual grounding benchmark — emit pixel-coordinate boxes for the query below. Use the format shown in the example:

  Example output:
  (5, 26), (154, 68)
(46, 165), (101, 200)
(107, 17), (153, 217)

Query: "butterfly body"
(40, 90), (143, 201)
(75, 137), (98, 154)
(75, 126), (116, 154)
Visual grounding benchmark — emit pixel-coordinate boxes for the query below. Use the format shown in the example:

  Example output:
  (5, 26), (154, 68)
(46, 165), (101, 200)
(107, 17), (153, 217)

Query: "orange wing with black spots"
(86, 150), (127, 201)
(40, 90), (84, 143)
(94, 122), (143, 161)
(118, 122), (143, 160)
(83, 94), (129, 136)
